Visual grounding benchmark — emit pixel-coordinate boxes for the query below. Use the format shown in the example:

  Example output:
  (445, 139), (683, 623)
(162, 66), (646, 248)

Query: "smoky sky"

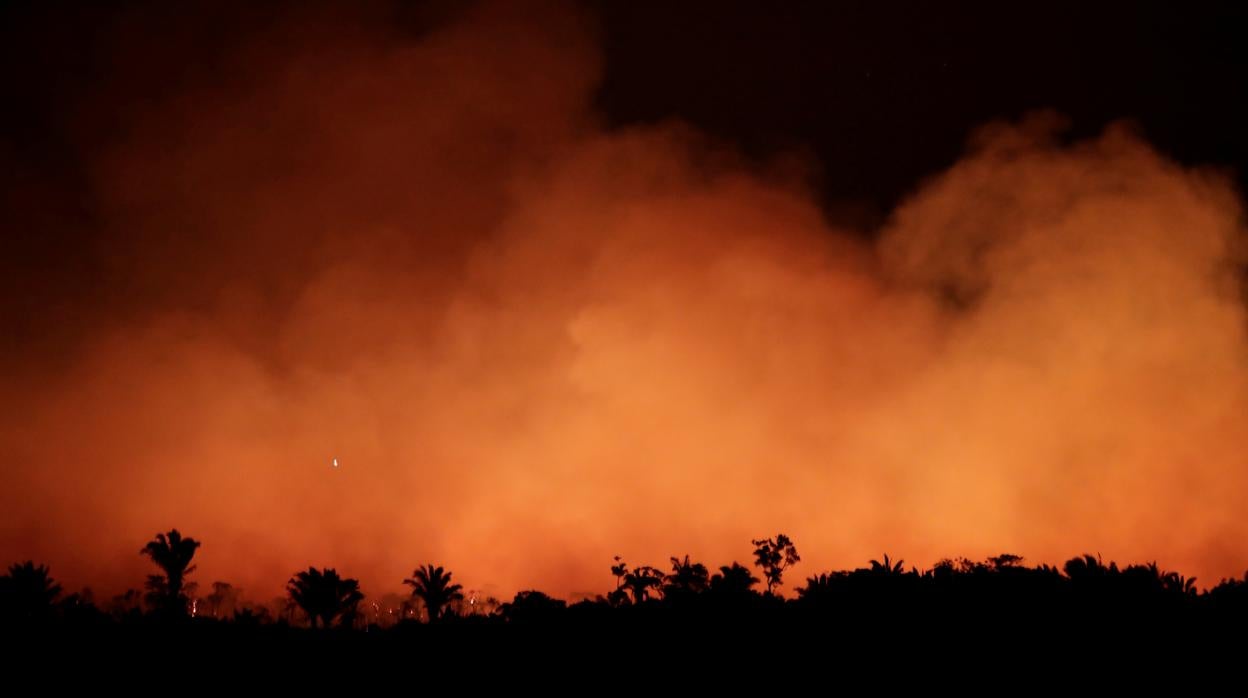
(2, 0), (1247, 600)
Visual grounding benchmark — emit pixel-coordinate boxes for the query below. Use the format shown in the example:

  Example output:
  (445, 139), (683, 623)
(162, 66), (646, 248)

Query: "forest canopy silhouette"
(3, 529), (1247, 636)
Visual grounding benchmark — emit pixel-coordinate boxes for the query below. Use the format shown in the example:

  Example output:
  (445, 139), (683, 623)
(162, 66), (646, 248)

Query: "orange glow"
(2, 2), (1247, 601)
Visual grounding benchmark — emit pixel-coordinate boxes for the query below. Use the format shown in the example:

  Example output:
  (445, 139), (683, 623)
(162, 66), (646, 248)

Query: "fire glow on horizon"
(1, 1), (1247, 600)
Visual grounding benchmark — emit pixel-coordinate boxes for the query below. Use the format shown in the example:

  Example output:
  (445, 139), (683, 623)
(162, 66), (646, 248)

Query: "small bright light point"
(332, 458), (339, 468)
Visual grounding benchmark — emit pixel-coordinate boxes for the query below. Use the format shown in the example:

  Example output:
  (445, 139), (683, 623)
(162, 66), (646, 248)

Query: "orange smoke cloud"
(2, 1), (1246, 601)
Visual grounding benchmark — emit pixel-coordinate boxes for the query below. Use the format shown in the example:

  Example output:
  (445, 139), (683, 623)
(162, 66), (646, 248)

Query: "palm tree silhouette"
(1064, 554), (1118, 580)
(403, 564), (464, 623)
(286, 567), (363, 629)
(0, 561), (62, 622)
(1162, 571), (1197, 596)
(622, 565), (664, 604)
(796, 572), (844, 601)
(663, 555), (710, 598)
(869, 554), (906, 575)
(140, 529), (200, 616)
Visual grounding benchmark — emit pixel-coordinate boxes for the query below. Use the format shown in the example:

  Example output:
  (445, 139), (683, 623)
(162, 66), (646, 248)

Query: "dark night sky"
(5, 1), (1247, 216)
(593, 1), (1247, 224)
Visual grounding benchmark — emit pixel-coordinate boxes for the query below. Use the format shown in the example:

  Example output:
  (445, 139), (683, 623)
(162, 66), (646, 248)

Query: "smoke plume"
(2, 1), (1246, 599)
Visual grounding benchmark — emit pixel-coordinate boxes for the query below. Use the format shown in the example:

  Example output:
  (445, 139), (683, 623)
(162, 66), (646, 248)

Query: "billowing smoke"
(2, 1), (1246, 600)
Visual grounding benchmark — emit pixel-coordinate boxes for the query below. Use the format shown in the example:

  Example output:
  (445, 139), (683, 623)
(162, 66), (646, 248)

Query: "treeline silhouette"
(3, 528), (1247, 634)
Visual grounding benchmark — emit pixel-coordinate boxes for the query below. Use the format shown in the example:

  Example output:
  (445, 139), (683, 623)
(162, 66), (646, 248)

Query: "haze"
(2, 1), (1246, 601)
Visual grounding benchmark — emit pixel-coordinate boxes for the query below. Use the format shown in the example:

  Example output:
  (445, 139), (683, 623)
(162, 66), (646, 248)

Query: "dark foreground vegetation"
(4, 529), (1247, 647)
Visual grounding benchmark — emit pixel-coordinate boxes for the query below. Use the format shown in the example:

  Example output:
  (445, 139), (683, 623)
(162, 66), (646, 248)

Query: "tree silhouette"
(1120, 562), (1157, 593)
(752, 534), (800, 594)
(14, 532), (1248, 634)
(286, 567), (363, 629)
(1063, 553), (1121, 600)
(710, 562), (760, 594)
(1208, 571), (1248, 609)
(231, 606), (270, 626)
(0, 561), (62, 622)
(622, 565), (664, 604)
(608, 557), (631, 606)
(1162, 571), (1197, 596)
(500, 590), (567, 623)
(110, 588), (144, 619)
(611, 556), (628, 590)
(205, 581), (241, 619)
(140, 529), (200, 616)
(797, 572), (839, 598)
(987, 553), (1024, 570)
(403, 564), (464, 623)
(1064, 554), (1116, 579)
(869, 554), (906, 575)
(663, 555), (710, 598)
(457, 589), (499, 617)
